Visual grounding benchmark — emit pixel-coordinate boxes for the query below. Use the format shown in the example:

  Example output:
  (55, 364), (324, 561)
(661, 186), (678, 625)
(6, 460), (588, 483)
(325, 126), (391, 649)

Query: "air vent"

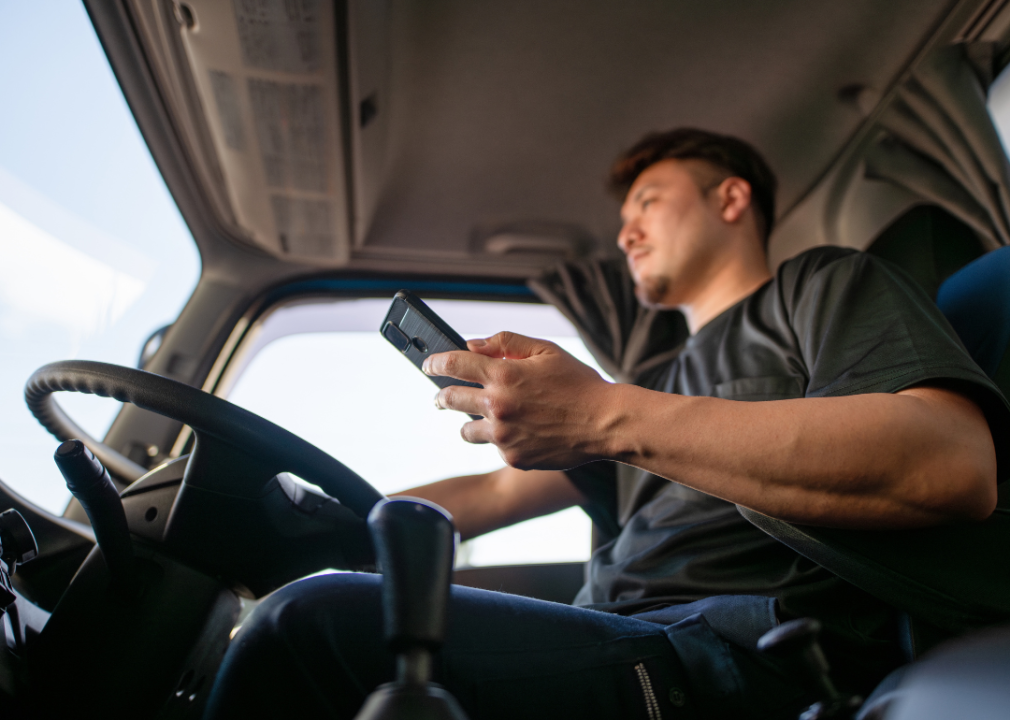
(174, 0), (351, 264)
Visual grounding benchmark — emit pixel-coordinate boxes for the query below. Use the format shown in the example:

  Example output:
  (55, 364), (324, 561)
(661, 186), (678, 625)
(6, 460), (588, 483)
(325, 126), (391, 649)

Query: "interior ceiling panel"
(365, 0), (955, 259)
(121, 0), (969, 277)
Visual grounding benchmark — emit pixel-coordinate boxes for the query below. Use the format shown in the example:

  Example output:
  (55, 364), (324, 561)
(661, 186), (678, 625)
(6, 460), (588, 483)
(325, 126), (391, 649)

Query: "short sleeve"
(784, 248), (1010, 481)
(564, 461), (621, 539)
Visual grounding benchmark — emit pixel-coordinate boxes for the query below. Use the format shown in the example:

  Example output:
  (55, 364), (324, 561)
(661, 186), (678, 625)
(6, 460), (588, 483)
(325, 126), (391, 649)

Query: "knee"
(206, 573), (389, 718)
(241, 571), (383, 642)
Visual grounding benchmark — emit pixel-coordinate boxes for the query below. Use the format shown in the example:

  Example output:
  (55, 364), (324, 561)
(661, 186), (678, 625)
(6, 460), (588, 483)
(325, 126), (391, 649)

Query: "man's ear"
(717, 177), (753, 225)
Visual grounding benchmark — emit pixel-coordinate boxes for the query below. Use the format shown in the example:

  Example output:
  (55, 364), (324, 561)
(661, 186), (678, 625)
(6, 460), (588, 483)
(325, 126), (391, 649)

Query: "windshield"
(0, 3), (201, 514)
(223, 298), (609, 566)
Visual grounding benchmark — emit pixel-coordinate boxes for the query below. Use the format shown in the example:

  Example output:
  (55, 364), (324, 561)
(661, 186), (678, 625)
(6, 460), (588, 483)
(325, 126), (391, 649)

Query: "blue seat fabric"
(936, 245), (1010, 384)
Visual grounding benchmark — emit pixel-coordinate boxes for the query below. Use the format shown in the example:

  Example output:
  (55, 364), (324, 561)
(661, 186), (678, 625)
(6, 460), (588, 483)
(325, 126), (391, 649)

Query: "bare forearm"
(394, 467), (582, 540)
(425, 334), (997, 530)
(597, 384), (997, 528)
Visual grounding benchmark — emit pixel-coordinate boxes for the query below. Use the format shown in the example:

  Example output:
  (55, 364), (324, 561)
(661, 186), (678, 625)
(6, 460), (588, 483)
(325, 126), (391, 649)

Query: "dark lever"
(54, 439), (137, 597)
(0, 508), (39, 653)
(0, 508), (38, 575)
(354, 498), (469, 720)
(758, 618), (861, 720)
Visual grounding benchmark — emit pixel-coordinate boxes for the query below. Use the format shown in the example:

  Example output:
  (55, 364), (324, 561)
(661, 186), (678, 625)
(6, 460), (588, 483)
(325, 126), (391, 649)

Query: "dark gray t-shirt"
(565, 246), (1009, 679)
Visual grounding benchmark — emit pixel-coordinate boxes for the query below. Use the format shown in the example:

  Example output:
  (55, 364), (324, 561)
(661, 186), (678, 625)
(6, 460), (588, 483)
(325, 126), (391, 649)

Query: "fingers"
(466, 337), (490, 353)
(459, 417), (492, 445)
(471, 331), (550, 360)
(424, 332), (552, 380)
(423, 349), (491, 384)
(434, 384), (485, 416)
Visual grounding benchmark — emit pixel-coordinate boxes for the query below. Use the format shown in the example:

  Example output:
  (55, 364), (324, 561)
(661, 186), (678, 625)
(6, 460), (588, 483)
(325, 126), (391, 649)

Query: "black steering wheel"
(24, 360), (385, 593)
(25, 360), (383, 515)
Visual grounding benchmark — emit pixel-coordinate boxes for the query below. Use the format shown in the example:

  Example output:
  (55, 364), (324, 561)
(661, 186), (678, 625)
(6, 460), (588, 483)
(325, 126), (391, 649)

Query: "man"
(207, 129), (1006, 720)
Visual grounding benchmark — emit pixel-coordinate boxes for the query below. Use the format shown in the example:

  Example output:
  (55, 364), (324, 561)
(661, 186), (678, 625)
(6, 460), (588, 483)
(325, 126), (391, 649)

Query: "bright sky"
(0, 2), (200, 512)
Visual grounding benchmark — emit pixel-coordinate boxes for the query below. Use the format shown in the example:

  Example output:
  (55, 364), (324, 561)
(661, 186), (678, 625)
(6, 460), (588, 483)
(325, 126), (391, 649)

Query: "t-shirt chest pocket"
(712, 375), (806, 401)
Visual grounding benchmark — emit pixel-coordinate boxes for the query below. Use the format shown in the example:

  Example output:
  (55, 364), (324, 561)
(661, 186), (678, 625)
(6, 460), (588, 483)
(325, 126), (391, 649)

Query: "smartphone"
(381, 291), (483, 418)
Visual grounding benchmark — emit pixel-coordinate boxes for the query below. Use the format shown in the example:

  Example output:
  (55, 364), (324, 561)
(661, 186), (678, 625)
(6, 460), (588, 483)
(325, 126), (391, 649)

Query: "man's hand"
(422, 332), (614, 470)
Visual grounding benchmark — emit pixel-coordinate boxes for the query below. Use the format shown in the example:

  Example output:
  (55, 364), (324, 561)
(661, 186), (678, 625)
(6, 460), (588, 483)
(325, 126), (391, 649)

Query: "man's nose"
(617, 222), (640, 254)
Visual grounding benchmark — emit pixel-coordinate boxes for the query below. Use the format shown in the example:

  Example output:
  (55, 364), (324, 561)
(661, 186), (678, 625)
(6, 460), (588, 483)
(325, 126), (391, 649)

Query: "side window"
(223, 298), (611, 567)
(989, 61), (1010, 156)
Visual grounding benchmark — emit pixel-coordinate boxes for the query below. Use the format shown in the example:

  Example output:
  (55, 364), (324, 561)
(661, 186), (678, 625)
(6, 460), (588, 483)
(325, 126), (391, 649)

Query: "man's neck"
(680, 260), (772, 334)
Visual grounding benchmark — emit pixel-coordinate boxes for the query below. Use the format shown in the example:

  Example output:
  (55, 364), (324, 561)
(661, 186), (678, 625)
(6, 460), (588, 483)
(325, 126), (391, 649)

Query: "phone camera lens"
(411, 337), (428, 353)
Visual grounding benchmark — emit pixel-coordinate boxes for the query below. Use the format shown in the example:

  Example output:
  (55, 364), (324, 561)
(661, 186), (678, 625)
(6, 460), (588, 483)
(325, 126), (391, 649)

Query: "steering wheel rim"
(25, 360), (384, 519)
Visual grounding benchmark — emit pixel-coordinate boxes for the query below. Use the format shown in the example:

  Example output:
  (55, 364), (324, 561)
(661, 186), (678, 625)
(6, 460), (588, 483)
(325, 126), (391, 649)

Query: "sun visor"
(174, 1), (351, 264)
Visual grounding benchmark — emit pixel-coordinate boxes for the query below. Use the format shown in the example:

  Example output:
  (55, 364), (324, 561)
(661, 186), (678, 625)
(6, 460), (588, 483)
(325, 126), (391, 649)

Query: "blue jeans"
(205, 573), (812, 719)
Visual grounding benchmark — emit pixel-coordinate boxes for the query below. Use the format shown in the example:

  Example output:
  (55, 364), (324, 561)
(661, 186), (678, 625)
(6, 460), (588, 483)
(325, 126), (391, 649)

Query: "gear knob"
(758, 618), (837, 700)
(355, 499), (468, 720)
(758, 618), (861, 719)
(368, 498), (457, 655)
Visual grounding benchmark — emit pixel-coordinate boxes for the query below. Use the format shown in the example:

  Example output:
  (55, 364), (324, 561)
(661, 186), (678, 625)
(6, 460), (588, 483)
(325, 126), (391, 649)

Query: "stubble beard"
(634, 273), (672, 308)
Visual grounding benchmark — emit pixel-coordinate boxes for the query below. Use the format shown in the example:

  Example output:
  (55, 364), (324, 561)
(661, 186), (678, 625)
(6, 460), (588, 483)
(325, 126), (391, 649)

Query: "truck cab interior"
(0, 1), (1008, 718)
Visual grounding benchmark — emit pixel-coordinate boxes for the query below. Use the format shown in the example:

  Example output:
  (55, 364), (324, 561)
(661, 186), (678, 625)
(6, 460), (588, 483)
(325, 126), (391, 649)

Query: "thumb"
(470, 331), (548, 359)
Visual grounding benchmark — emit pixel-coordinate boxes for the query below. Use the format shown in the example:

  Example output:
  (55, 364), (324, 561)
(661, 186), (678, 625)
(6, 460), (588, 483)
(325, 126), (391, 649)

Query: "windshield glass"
(0, 3), (201, 514)
(224, 298), (608, 566)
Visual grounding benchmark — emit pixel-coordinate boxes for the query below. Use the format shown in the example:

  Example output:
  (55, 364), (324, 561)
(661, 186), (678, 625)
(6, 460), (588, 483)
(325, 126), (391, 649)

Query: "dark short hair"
(610, 128), (778, 246)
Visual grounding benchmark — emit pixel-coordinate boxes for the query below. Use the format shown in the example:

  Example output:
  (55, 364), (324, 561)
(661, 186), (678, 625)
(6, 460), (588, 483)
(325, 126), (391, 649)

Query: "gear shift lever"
(758, 618), (861, 719)
(354, 498), (469, 720)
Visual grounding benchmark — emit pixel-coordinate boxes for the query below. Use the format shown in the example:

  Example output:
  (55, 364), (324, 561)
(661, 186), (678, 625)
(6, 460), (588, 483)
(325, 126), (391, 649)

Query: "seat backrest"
(936, 245), (1010, 397)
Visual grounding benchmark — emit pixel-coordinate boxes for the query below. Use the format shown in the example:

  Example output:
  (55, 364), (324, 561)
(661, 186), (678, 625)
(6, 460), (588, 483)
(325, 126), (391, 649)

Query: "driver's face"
(617, 159), (725, 307)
